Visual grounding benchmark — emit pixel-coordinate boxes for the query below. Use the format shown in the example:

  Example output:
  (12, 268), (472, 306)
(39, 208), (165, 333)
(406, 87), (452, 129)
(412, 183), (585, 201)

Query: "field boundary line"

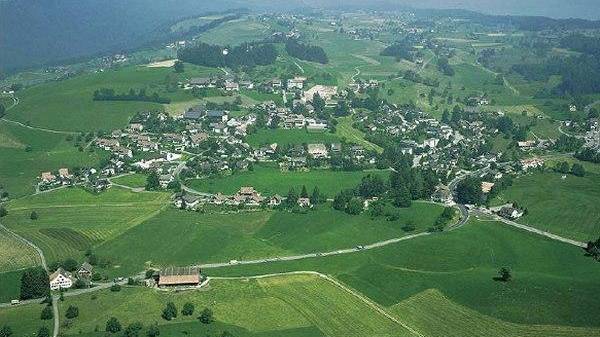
(211, 271), (424, 337)
(0, 117), (78, 135)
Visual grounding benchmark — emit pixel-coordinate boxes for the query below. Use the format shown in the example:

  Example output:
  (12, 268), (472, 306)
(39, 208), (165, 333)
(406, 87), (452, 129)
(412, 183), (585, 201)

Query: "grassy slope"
(0, 301), (53, 337)
(55, 274), (413, 337)
(0, 227), (40, 271)
(2, 187), (169, 266)
(335, 116), (383, 153)
(0, 270), (25, 303)
(0, 120), (107, 197)
(492, 172), (600, 241)
(206, 219), (600, 328)
(110, 173), (148, 188)
(187, 165), (387, 197)
(96, 202), (443, 277)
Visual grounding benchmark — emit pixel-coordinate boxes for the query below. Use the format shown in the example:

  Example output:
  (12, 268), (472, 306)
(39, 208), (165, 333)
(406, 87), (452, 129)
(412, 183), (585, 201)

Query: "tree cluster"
(585, 237), (600, 261)
(285, 40), (328, 64)
(93, 88), (170, 104)
(20, 267), (50, 300)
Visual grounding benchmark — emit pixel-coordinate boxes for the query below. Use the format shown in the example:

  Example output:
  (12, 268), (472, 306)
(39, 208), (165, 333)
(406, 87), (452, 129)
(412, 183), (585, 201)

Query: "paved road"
(52, 297), (59, 337)
(0, 117), (78, 135)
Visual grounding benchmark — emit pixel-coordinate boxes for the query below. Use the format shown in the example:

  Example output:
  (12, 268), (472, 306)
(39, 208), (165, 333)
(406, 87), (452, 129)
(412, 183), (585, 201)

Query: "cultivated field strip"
(390, 289), (600, 337)
(0, 226), (40, 271)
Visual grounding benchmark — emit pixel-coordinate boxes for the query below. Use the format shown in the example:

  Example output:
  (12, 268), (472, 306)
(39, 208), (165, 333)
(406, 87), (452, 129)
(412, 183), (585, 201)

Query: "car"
(229, 259), (239, 265)
(10, 299), (20, 305)
(356, 245), (365, 250)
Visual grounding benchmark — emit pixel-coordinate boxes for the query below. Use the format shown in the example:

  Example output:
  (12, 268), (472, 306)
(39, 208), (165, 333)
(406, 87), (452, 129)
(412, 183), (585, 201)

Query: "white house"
(49, 268), (73, 290)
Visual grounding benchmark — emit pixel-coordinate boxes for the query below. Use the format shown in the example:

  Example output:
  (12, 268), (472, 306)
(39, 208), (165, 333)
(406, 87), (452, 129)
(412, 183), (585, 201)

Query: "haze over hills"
(1, 0), (600, 71)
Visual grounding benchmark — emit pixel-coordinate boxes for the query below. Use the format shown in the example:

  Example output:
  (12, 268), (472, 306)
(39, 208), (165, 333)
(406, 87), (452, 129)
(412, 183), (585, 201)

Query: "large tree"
(20, 267), (50, 300)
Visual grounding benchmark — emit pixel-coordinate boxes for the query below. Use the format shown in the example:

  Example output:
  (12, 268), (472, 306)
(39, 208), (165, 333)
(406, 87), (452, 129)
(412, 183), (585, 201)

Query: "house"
(77, 262), (94, 279)
(41, 172), (56, 183)
(234, 186), (264, 205)
(49, 268), (73, 290)
(307, 143), (329, 159)
(520, 158), (544, 170)
(287, 77), (306, 90)
(518, 140), (536, 149)
(297, 197), (311, 208)
(206, 110), (228, 123)
(269, 194), (283, 207)
(159, 174), (174, 188)
(331, 143), (342, 153)
(189, 77), (212, 88)
(58, 168), (72, 180)
(498, 206), (524, 219)
(129, 123), (144, 132)
(184, 108), (204, 120)
(158, 267), (200, 287)
(224, 81), (239, 91)
(270, 78), (283, 89)
(190, 132), (208, 146)
(175, 194), (200, 209)
(481, 181), (495, 193)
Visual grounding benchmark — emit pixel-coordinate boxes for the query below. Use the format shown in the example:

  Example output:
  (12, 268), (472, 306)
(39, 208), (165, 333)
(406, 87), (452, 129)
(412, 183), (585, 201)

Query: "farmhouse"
(41, 172), (57, 183)
(158, 266), (201, 287)
(287, 76), (306, 89)
(49, 268), (73, 290)
(520, 158), (544, 170)
(58, 168), (72, 179)
(481, 181), (495, 193)
(303, 85), (338, 102)
(307, 143), (329, 158)
(77, 262), (94, 279)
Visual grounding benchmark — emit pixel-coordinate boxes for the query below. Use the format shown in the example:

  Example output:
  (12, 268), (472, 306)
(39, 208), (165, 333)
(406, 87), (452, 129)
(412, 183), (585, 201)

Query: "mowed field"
(53, 274), (414, 337)
(1, 187), (170, 266)
(0, 227), (40, 271)
(0, 120), (107, 197)
(187, 165), (388, 196)
(206, 219), (600, 328)
(96, 202), (444, 277)
(492, 171), (600, 241)
(0, 300), (53, 337)
(110, 173), (148, 188)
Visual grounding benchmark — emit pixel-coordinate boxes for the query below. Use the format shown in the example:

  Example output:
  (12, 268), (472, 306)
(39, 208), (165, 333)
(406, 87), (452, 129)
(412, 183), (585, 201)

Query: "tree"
(145, 171), (160, 190)
(497, 267), (512, 282)
(571, 163), (586, 177)
(199, 308), (213, 324)
(124, 322), (143, 337)
(162, 302), (177, 321)
(36, 326), (50, 337)
(62, 258), (78, 272)
(0, 325), (12, 337)
(285, 188), (298, 207)
(110, 284), (121, 292)
(147, 324), (160, 337)
(0, 206), (7, 217)
(65, 305), (79, 319)
(181, 302), (194, 316)
(20, 267), (50, 300)
(345, 197), (364, 215)
(106, 317), (122, 333)
(30, 211), (38, 220)
(312, 93), (325, 113)
(0, 104), (5, 118)
(310, 186), (324, 205)
(555, 161), (571, 174)
(40, 306), (53, 320)
(455, 178), (483, 205)
(392, 185), (412, 208)
(173, 60), (185, 73)
(300, 185), (309, 198)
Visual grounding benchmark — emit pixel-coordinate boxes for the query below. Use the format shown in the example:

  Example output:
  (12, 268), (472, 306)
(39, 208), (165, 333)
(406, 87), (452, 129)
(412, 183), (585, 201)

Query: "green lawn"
(57, 274), (413, 337)
(0, 300), (53, 337)
(0, 120), (107, 197)
(206, 219), (600, 328)
(0, 270), (25, 303)
(335, 116), (383, 153)
(0, 227), (40, 272)
(2, 187), (169, 266)
(245, 129), (340, 148)
(187, 165), (386, 197)
(197, 18), (274, 46)
(492, 172), (600, 241)
(96, 202), (444, 277)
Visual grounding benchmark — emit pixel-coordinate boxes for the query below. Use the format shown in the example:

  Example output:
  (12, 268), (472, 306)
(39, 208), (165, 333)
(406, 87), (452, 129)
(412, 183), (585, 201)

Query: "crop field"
(0, 227), (40, 271)
(198, 18), (274, 46)
(390, 289), (599, 337)
(206, 219), (600, 328)
(2, 187), (170, 265)
(56, 274), (413, 337)
(0, 120), (107, 197)
(245, 128), (340, 147)
(491, 172), (600, 241)
(186, 165), (387, 196)
(96, 202), (443, 276)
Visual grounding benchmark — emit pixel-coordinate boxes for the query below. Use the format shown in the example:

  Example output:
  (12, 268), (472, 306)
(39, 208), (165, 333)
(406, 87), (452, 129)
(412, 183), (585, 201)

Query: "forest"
(178, 42), (278, 68)
(285, 40), (329, 64)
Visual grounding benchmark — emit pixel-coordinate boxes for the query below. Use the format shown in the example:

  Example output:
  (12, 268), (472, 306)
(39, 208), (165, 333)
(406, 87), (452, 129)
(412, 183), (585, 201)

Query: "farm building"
(77, 262), (94, 279)
(49, 268), (73, 290)
(158, 267), (201, 287)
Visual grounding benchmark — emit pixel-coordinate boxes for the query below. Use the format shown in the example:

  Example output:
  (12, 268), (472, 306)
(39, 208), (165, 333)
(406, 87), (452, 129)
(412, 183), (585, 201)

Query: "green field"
(96, 202), (444, 276)
(335, 116), (383, 153)
(198, 18), (274, 46)
(206, 219), (600, 328)
(55, 274), (414, 337)
(492, 172), (600, 241)
(0, 120), (107, 197)
(0, 227), (40, 271)
(187, 165), (386, 196)
(110, 173), (148, 188)
(0, 270), (25, 303)
(246, 129), (340, 147)
(2, 187), (169, 266)
(0, 300), (53, 337)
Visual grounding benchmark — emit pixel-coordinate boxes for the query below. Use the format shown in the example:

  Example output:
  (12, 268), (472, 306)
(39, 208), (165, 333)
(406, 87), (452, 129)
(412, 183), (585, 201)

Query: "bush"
(40, 306), (53, 320)
(61, 258), (78, 272)
(36, 326), (50, 337)
(161, 302), (177, 321)
(30, 211), (38, 220)
(65, 305), (79, 319)
(198, 308), (213, 324)
(181, 302), (194, 316)
(106, 317), (121, 333)
(110, 284), (121, 292)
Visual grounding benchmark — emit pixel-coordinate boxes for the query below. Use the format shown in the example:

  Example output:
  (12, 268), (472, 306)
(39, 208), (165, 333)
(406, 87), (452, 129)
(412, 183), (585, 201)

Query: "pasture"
(57, 274), (413, 337)
(2, 187), (169, 264)
(491, 172), (600, 241)
(110, 173), (148, 188)
(186, 165), (387, 196)
(0, 120), (107, 197)
(96, 202), (443, 276)
(0, 301), (53, 337)
(206, 219), (600, 328)
(335, 116), (383, 153)
(0, 270), (24, 303)
(0, 226), (40, 272)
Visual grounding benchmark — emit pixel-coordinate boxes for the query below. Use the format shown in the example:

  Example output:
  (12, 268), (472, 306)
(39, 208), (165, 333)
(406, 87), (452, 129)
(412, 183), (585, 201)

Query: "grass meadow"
(111, 173), (148, 188)
(206, 219), (600, 328)
(0, 300), (53, 336)
(186, 165), (387, 196)
(491, 171), (600, 241)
